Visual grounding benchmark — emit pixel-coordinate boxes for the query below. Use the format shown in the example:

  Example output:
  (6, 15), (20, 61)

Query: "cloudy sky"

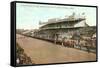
(16, 3), (96, 29)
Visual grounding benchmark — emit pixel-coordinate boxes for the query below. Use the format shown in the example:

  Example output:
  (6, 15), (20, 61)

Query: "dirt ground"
(16, 34), (96, 64)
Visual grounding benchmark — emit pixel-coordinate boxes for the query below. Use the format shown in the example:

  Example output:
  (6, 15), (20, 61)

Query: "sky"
(16, 3), (96, 29)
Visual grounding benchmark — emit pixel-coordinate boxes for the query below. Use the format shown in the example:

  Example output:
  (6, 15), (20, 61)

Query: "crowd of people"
(16, 43), (35, 65)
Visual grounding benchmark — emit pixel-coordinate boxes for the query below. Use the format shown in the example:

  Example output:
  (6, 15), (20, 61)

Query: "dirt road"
(16, 34), (96, 64)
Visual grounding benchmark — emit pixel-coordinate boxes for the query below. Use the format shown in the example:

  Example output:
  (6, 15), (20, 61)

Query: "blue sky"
(16, 3), (96, 29)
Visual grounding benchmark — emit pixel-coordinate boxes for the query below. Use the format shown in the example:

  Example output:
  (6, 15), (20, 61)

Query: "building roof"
(40, 18), (85, 29)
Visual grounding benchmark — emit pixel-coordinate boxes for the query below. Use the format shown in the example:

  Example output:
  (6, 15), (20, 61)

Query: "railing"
(40, 26), (74, 30)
